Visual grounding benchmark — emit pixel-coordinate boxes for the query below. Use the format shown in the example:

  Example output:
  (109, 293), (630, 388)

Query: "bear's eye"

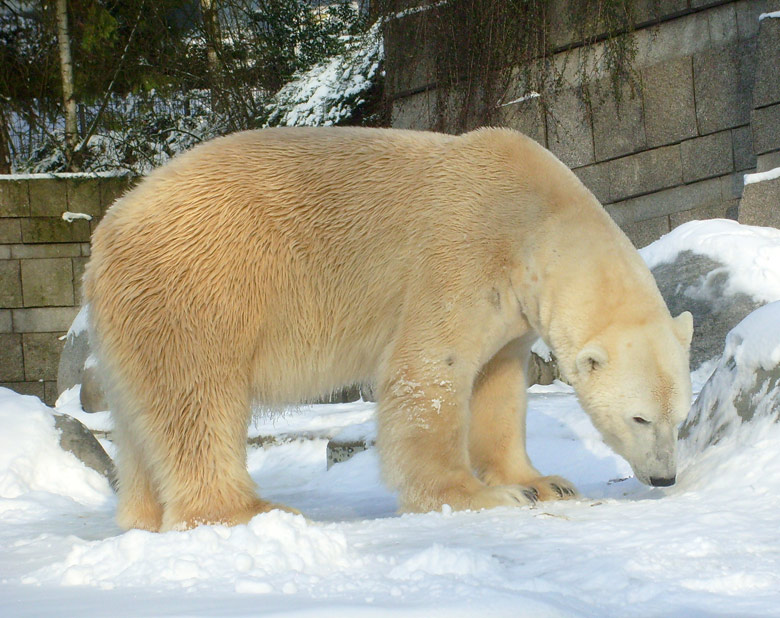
(632, 416), (650, 425)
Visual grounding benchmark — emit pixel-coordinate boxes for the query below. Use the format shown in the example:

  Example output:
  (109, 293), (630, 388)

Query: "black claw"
(523, 488), (539, 503)
(550, 483), (564, 497)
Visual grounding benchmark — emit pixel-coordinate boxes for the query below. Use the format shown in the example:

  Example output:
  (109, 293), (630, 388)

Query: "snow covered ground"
(2, 378), (780, 616)
(2, 219), (780, 617)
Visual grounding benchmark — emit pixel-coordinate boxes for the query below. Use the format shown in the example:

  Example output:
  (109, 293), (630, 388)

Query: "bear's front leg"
(469, 338), (579, 502)
(376, 353), (538, 513)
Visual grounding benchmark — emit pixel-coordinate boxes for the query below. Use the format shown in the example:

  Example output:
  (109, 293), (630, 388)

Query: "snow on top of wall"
(639, 219), (780, 304)
(0, 171), (130, 180)
(759, 10), (780, 21)
(744, 166), (780, 185)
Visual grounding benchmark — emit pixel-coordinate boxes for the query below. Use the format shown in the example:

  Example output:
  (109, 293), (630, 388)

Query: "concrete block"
(0, 180), (29, 217)
(44, 381), (58, 406)
(0, 310), (11, 332)
(619, 215), (670, 249)
(20, 258), (74, 307)
(633, 0), (687, 24)
(10, 243), (81, 259)
(642, 57), (697, 148)
(573, 162), (610, 205)
(707, 3), (738, 45)
(694, 41), (755, 134)
(635, 10), (711, 67)
(0, 218), (21, 243)
(29, 178), (67, 217)
(23, 332), (65, 381)
(607, 144), (683, 202)
(756, 151), (780, 173)
(12, 306), (80, 333)
(590, 79), (646, 161)
(0, 261), (22, 308)
(383, 10), (436, 97)
(21, 218), (91, 244)
(497, 92), (546, 147)
(720, 172), (748, 201)
(66, 178), (102, 217)
(732, 125), (757, 171)
(751, 103), (780, 155)
(546, 87), (594, 168)
(739, 176), (780, 228)
(751, 7), (780, 108)
(80, 243), (91, 257)
(680, 131), (734, 183)
(606, 176), (723, 225)
(0, 381), (44, 400)
(670, 199), (739, 229)
(391, 90), (437, 131)
(100, 176), (134, 210)
(0, 333), (24, 381)
(0, 245), (8, 259)
(736, 0), (770, 40)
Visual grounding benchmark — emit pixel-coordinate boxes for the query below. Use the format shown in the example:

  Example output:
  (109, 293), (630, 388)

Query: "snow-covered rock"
(681, 301), (780, 450)
(641, 219), (780, 368)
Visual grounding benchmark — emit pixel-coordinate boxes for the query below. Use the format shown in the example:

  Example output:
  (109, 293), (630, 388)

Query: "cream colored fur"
(84, 127), (692, 531)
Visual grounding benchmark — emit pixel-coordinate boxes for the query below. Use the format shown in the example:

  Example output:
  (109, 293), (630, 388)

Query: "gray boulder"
(650, 250), (764, 369)
(680, 302), (780, 450)
(57, 305), (91, 395)
(80, 362), (108, 413)
(54, 413), (117, 489)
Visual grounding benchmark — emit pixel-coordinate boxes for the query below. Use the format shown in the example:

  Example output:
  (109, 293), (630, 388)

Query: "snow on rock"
(0, 388), (111, 516)
(640, 219), (780, 304)
(681, 301), (780, 452)
(264, 21), (383, 127)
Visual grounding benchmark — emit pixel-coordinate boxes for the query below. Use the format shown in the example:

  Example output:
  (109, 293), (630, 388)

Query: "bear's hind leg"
(147, 380), (294, 531)
(112, 415), (164, 531)
(469, 339), (579, 502)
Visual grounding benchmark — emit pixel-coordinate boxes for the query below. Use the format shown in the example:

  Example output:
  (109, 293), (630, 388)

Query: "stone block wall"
(0, 175), (133, 404)
(386, 0), (780, 247)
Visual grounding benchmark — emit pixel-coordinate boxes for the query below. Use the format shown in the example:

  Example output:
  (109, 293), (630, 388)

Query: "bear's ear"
(576, 343), (609, 375)
(673, 311), (694, 349)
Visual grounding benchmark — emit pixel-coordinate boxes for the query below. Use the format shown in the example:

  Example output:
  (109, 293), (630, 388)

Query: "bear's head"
(568, 312), (693, 487)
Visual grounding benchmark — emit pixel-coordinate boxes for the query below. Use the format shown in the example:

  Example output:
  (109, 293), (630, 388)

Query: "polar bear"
(84, 127), (693, 531)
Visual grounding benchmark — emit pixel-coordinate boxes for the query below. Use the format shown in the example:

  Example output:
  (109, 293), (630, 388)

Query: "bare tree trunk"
(55, 0), (79, 171)
(0, 104), (11, 174)
(200, 0), (221, 115)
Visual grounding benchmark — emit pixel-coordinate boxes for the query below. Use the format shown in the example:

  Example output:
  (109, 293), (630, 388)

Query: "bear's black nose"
(650, 476), (676, 487)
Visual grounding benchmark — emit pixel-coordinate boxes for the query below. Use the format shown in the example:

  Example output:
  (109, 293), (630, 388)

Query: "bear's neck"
(512, 201), (664, 380)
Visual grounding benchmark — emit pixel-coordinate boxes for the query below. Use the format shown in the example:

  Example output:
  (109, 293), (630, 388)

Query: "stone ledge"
(739, 174), (780, 228)
(10, 243), (82, 259)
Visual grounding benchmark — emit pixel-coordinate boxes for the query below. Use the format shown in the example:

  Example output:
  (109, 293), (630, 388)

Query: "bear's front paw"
(524, 475), (579, 501)
(458, 484), (538, 511)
